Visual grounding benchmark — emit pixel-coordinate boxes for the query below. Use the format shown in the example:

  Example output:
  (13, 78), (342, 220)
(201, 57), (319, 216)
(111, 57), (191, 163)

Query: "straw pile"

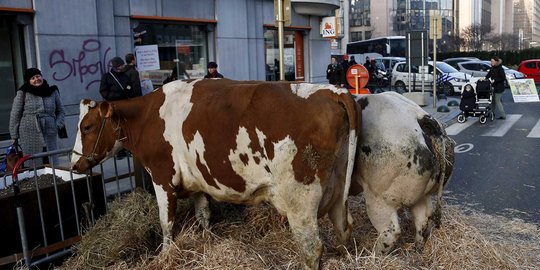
(61, 190), (540, 269)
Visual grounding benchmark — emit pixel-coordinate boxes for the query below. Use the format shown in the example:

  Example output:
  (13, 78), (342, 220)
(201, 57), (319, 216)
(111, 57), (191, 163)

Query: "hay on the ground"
(61, 190), (540, 269)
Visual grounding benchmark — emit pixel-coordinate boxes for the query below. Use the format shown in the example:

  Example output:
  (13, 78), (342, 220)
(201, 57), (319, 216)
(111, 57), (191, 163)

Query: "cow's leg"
(364, 191), (400, 255)
(411, 196), (433, 251)
(287, 209), (322, 270)
(193, 192), (210, 229)
(328, 198), (353, 249)
(153, 182), (177, 249)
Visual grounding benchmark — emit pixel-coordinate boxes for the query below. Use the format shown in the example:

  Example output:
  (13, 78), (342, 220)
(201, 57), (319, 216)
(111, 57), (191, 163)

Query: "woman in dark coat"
(485, 56), (506, 119)
(9, 68), (66, 165)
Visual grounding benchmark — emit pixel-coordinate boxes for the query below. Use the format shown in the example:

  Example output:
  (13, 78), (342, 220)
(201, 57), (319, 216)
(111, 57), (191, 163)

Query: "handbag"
(58, 126), (68, 139)
(0, 141), (24, 173)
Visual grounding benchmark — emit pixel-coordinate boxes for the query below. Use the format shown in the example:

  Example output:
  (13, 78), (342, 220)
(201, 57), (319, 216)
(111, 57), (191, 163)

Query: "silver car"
(456, 60), (527, 85)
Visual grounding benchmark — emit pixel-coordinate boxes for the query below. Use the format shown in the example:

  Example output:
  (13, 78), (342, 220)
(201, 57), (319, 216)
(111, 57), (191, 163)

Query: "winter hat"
(24, 68), (42, 83)
(111, 57), (125, 68)
(208, 62), (218, 68)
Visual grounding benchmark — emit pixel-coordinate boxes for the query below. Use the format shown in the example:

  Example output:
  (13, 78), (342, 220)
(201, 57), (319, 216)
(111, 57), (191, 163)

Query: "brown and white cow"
(349, 92), (455, 255)
(71, 79), (360, 269)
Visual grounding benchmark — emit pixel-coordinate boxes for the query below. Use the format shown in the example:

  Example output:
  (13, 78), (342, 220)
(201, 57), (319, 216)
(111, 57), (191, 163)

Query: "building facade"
(0, 0), (339, 147)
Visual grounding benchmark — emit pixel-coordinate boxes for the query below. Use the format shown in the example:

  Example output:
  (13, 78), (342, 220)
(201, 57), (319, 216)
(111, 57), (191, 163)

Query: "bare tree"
(440, 32), (463, 52)
(487, 33), (520, 51)
(460, 23), (492, 51)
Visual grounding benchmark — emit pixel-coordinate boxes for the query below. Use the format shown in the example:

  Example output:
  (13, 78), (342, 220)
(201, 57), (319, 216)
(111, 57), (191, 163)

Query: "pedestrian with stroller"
(485, 56), (506, 120)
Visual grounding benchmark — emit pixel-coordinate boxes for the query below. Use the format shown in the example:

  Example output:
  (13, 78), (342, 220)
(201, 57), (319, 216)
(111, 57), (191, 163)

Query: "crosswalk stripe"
(526, 118), (540, 138)
(481, 114), (522, 137)
(446, 119), (475, 135)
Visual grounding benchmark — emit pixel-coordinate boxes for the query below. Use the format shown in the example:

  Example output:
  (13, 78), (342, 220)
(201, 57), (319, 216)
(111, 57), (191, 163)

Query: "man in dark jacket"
(340, 55), (351, 88)
(326, 56), (343, 86)
(123, 53), (142, 97)
(100, 56), (135, 101)
(485, 56), (506, 119)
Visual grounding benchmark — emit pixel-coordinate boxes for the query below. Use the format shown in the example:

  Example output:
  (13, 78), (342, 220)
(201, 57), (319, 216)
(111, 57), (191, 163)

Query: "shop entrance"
(264, 29), (305, 81)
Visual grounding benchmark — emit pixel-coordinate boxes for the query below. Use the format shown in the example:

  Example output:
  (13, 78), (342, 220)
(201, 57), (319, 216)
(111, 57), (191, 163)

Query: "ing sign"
(321, 17), (337, 38)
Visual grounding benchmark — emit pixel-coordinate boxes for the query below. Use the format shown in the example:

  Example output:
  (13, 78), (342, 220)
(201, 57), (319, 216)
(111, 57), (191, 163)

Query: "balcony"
(291, 0), (339, 16)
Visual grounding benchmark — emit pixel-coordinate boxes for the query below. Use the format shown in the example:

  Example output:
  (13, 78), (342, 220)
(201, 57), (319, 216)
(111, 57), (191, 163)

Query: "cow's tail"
(338, 93), (361, 204)
(433, 133), (456, 228)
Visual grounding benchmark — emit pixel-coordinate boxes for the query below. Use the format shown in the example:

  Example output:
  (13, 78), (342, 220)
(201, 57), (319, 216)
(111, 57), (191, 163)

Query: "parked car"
(391, 61), (478, 95)
(518, 59), (540, 83)
(457, 60), (526, 86)
(443, 57), (480, 69)
(374, 57), (406, 73)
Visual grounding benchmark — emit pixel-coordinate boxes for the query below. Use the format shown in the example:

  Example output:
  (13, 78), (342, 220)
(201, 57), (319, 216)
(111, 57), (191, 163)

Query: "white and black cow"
(349, 92), (455, 254)
(71, 79), (361, 269)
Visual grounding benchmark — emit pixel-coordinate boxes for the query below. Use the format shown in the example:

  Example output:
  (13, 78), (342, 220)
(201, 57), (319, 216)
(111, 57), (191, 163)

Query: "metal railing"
(0, 147), (149, 268)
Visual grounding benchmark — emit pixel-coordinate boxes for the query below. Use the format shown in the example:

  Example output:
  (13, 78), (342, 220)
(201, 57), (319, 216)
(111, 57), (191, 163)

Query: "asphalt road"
(444, 90), (540, 224)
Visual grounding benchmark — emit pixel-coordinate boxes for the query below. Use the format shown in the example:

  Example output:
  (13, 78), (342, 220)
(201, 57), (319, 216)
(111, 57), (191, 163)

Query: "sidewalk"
(420, 94), (461, 126)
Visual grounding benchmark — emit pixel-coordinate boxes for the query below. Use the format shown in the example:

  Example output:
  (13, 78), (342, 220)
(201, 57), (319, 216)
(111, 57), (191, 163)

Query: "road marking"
(454, 143), (474, 153)
(446, 120), (475, 135)
(526, 118), (540, 138)
(481, 114), (522, 137)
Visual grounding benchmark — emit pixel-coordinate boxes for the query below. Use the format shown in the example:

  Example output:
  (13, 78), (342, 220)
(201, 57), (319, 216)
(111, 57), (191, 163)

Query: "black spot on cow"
(357, 97), (369, 110)
(264, 165), (271, 173)
(361, 145), (372, 156)
(413, 145), (434, 175)
(239, 153), (249, 166)
(418, 115), (442, 137)
(407, 162), (411, 169)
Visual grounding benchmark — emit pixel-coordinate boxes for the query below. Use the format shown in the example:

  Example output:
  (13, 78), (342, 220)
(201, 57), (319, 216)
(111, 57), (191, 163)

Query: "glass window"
(264, 29), (298, 81)
(134, 22), (208, 86)
(524, 62), (536, 69)
(0, 16), (26, 139)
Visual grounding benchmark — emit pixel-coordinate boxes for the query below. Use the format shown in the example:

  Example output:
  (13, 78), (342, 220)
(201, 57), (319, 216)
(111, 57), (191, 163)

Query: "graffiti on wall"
(48, 39), (112, 91)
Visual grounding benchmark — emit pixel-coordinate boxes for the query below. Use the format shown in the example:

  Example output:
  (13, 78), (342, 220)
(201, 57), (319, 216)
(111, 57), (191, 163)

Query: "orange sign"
(346, 64), (369, 89)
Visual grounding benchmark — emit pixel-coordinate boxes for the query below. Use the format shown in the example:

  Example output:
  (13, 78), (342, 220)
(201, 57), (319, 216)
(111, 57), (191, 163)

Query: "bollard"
(437, 105), (450, 112)
(447, 100), (459, 107)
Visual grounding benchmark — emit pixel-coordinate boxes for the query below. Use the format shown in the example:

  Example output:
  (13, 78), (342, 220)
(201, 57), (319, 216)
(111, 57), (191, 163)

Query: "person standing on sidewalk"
(485, 56), (506, 120)
(326, 56), (343, 86)
(204, 61), (224, 79)
(123, 53), (143, 97)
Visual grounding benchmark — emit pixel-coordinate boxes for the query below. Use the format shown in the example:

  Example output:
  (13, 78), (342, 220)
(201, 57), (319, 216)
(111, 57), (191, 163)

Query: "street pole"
(277, 0), (285, 81)
(432, 17), (437, 109)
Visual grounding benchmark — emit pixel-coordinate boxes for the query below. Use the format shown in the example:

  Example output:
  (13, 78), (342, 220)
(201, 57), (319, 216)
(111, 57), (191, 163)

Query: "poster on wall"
(135, 45), (160, 71)
(508, 79), (539, 102)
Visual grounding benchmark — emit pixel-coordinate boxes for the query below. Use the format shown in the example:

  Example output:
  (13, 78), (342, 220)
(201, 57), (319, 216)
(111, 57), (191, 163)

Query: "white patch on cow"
(289, 83), (349, 99)
(153, 182), (173, 245)
(160, 79), (200, 188)
(71, 101), (91, 166)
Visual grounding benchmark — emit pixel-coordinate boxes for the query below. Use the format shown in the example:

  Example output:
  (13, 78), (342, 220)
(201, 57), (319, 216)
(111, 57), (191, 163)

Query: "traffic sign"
(346, 64), (369, 94)
(429, 11), (442, 40)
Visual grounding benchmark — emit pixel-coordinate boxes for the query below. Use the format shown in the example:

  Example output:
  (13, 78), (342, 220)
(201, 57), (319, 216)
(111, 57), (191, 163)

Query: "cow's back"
(353, 92), (452, 202)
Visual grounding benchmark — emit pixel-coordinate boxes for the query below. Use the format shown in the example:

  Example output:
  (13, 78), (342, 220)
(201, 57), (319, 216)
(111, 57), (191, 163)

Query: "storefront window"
(264, 29), (304, 81)
(133, 22), (208, 86)
(0, 16), (26, 139)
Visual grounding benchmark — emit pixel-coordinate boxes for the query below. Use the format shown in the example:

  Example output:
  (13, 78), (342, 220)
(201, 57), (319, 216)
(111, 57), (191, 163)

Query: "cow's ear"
(98, 102), (114, 119)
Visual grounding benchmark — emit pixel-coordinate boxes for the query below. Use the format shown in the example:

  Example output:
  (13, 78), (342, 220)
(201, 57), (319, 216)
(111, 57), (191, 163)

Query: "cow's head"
(71, 99), (125, 172)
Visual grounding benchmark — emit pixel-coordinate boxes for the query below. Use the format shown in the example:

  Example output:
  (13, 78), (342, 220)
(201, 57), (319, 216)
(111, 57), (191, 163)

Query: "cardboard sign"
(135, 45), (160, 71)
(509, 79), (539, 102)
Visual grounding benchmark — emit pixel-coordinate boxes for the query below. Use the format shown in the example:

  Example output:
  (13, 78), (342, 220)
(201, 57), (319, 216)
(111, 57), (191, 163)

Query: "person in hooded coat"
(9, 68), (66, 165)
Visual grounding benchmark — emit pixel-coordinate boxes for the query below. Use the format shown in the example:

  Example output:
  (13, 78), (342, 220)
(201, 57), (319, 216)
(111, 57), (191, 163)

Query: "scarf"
(19, 80), (57, 97)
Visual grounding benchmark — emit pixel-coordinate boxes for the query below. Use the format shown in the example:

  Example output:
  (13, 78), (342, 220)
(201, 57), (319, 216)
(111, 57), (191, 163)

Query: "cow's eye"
(82, 125), (93, 134)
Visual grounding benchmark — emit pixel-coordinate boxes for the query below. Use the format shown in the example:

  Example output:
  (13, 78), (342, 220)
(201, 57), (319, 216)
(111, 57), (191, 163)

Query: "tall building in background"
(513, 0), (539, 48)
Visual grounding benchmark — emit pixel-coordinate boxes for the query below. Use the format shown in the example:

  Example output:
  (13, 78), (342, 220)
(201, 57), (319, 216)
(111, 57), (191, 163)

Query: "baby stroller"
(457, 79), (494, 124)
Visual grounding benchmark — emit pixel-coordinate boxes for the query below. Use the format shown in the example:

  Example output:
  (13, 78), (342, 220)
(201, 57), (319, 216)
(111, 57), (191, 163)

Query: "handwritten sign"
(135, 45), (160, 71)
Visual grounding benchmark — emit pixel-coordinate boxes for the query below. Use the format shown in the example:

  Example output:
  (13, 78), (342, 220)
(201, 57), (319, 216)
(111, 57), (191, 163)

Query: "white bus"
(346, 36), (406, 64)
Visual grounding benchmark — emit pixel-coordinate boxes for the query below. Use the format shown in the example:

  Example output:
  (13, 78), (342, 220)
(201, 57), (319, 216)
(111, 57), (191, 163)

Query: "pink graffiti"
(48, 39), (112, 91)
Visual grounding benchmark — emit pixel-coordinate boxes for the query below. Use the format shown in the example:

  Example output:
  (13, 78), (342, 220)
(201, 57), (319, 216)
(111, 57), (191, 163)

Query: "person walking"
(326, 56), (343, 86)
(485, 56), (506, 120)
(9, 68), (66, 165)
(100, 56), (135, 101)
(204, 61), (224, 78)
(124, 53), (143, 97)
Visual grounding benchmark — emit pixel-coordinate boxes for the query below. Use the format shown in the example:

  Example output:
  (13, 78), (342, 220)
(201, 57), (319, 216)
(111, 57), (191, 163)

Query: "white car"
(391, 61), (478, 95)
(374, 57), (406, 72)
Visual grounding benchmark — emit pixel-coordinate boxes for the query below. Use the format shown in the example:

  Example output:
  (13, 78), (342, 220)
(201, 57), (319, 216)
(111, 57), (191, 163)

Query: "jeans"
(493, 92), (506, 118)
